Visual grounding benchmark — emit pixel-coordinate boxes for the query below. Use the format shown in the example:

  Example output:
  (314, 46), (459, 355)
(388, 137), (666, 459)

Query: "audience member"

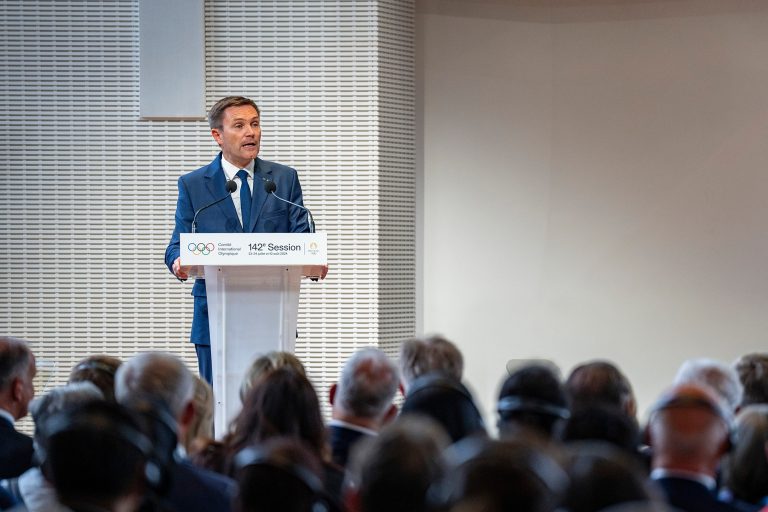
(399, 335), (463, 392)
(561, 441), (665, 512)
(566, 360), (637, 418)
(40, 401), (150, 512)
(646, 384), (740, 512)
(234, 436), (338, 512)
(183, 376), (214, 455)
(18, 381), (104, 512)
(401, 373), (487, 443)
(225, 367), (344, 506)
(497, 363), (569, 441)
(239, 351), (306, 403)
(734, 353), (768, 408)
(721, 404), (768, 511)
(68, 354), (122, 402)
(674, 358), (743, 413)
(429, 438), (568, 512)
(328, 348), (399, 467)
(115, 351), (235, 512)
(344, 416), (449, 512)
(0, 337), (36, 480)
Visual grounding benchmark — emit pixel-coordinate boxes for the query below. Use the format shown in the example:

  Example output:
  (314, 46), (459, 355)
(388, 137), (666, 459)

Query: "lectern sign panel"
(180, 233), (327, 266)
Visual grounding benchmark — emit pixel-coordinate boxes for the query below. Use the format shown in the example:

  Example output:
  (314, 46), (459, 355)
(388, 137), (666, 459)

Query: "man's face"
(211, 104), (261, 168)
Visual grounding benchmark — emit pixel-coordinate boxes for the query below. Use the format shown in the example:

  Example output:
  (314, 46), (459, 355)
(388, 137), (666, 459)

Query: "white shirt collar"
(328, 419), (378, 437)
(650, 468), (717, 490)
(221, 156), (255, 181)
(0, 407), (15, 426)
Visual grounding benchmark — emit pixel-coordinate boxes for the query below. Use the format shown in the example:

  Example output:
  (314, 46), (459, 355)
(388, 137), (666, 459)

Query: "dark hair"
(561, 405), (641, 456)
(234, 437), (327, 512)
(734, 353), (768, 407)
(0, 337), (32, 390)
(562, 442), (661, 512)
(566, 361), (634, 412)
(41, 401), (149, 509)
(68, 355), (122, 402)
(208, 96), (260, 129)
(722, 405), (768, 504)
(497, 364), (569, 439)
(225, 368), (326, 474)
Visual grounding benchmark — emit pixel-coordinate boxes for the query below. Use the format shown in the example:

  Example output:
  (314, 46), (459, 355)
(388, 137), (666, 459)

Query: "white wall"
(418, 0), (768, 426)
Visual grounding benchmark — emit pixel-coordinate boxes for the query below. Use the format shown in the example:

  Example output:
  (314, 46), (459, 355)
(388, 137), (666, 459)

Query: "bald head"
(647, 384), (732, 476)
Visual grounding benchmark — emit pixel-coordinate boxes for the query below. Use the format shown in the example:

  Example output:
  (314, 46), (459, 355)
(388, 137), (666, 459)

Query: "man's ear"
(210, 128), (223, 147)
(180, 400), (196, 429)
(11, 377), (23, 402)
(329, 383), (338, 406)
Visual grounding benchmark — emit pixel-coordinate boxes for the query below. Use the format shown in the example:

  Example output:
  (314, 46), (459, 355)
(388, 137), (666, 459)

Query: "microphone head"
(263, 180), (277, 194)
(225, 180), (237, 193)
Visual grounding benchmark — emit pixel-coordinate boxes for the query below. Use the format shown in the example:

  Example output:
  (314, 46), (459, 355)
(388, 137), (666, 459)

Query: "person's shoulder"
(258, 158), (297, 175)
(177, 459), (236, 492)
(180, 155), (222, 182)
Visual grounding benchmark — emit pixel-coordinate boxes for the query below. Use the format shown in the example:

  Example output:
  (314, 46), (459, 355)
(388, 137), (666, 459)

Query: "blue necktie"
(236, 169), (251, 230)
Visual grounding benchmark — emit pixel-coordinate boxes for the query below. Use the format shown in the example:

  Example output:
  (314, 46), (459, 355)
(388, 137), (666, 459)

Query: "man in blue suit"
(165, 96), (321, 383)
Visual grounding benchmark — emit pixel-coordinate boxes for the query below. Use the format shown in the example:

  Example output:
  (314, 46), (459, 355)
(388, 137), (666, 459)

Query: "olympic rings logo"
(188, 242), (215, 255)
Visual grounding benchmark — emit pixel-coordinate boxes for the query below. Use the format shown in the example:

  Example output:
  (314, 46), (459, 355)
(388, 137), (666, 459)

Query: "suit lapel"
(247, 158), (273, 231)
(204, 154), (241, 232)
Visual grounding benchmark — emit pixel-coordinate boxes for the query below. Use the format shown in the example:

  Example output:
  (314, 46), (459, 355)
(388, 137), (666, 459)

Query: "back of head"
(673, 358), (743, 412)
(336, 348), (399, 420)
(561, 404), (640, 455)
(231, 367), (325, 458)
(562, 442), (661, 512)
(0, 336), (35, 419)
(40, 401), (150, 511)
(566, 360), (636, 417)
(346, 416), (449, 512)
(721, 404), (768, 504)
(401, 373), (486, 443)
(68, 354), (122, 402)
(239, 351), (306, 402)
(497, 363), (569, 440)
(646, 384), (733, 475)
(115, 351), (194, 419)
(184, 376), (214, 452)
(235, 437), (328, 512)
(734, 353), (768, 408)
(430, 438), (568, 512)
(30, 381), (104, 449)
(400, 335), (463, 390)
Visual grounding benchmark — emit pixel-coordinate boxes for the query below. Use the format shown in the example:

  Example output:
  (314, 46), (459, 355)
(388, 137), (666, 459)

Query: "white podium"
(180, 232), (327, 435)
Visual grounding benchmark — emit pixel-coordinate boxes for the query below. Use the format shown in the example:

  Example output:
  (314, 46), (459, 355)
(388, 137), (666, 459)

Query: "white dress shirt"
(220, 157), (255, 227)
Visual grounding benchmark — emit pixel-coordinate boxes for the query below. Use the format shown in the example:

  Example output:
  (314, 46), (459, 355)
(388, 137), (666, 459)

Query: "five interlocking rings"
(188, 242), (215, 255)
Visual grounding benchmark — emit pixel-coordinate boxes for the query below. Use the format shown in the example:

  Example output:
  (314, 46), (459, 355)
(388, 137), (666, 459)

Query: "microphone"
(191, 180), (237, 233)
(263, 180), (315, 233)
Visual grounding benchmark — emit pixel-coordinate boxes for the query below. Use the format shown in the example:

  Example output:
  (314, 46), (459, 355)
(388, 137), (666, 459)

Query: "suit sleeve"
(288, 169), (310, 234)
(165, 176), (194, 273)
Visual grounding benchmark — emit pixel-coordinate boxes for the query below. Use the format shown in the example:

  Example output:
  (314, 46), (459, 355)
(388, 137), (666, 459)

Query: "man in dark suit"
(0, 336), (36, 480)
(165, 96), (325, 383)
(328, 348), (399, 467)
(647, 383), (741, 512)
(115, 352), (235, 512)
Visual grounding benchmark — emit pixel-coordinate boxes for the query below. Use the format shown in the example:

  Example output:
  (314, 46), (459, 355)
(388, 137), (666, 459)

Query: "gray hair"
(336, 348), (399, 419)
(674, 358), (743, 412)
(399, 335), (463, 388)
(30, 381), (104, 445)
(115, 352), (194, 418)
(0, 336), (33, 391)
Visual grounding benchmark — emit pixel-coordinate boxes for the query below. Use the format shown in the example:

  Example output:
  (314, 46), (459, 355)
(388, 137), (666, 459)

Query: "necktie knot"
(236, 169), (251, 230)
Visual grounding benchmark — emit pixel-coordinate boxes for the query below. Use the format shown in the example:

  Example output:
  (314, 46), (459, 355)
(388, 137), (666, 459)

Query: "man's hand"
(172, 257), (190, 280)
(320, 265), (329, 280)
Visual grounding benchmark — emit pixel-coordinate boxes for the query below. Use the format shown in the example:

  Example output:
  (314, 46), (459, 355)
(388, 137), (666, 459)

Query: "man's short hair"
(0, 337), (33, 391)
(336, 348), (399, 419)
(208, 96), (260, 129)
(114, 352), (194, 418)
(399, 334), (463, 387)
(30, 381), (104, 447)
(69, 354), (122, 402)
(734, 353), (768, 407)
(673, 358), (743, 412)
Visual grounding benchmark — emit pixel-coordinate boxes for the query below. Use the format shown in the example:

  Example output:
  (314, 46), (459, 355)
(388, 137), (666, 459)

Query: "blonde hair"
(239, 351), (306, 402)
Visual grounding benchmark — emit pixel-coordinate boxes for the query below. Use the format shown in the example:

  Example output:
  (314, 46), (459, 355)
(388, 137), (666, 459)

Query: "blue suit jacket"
(165, 153), (309, 345)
